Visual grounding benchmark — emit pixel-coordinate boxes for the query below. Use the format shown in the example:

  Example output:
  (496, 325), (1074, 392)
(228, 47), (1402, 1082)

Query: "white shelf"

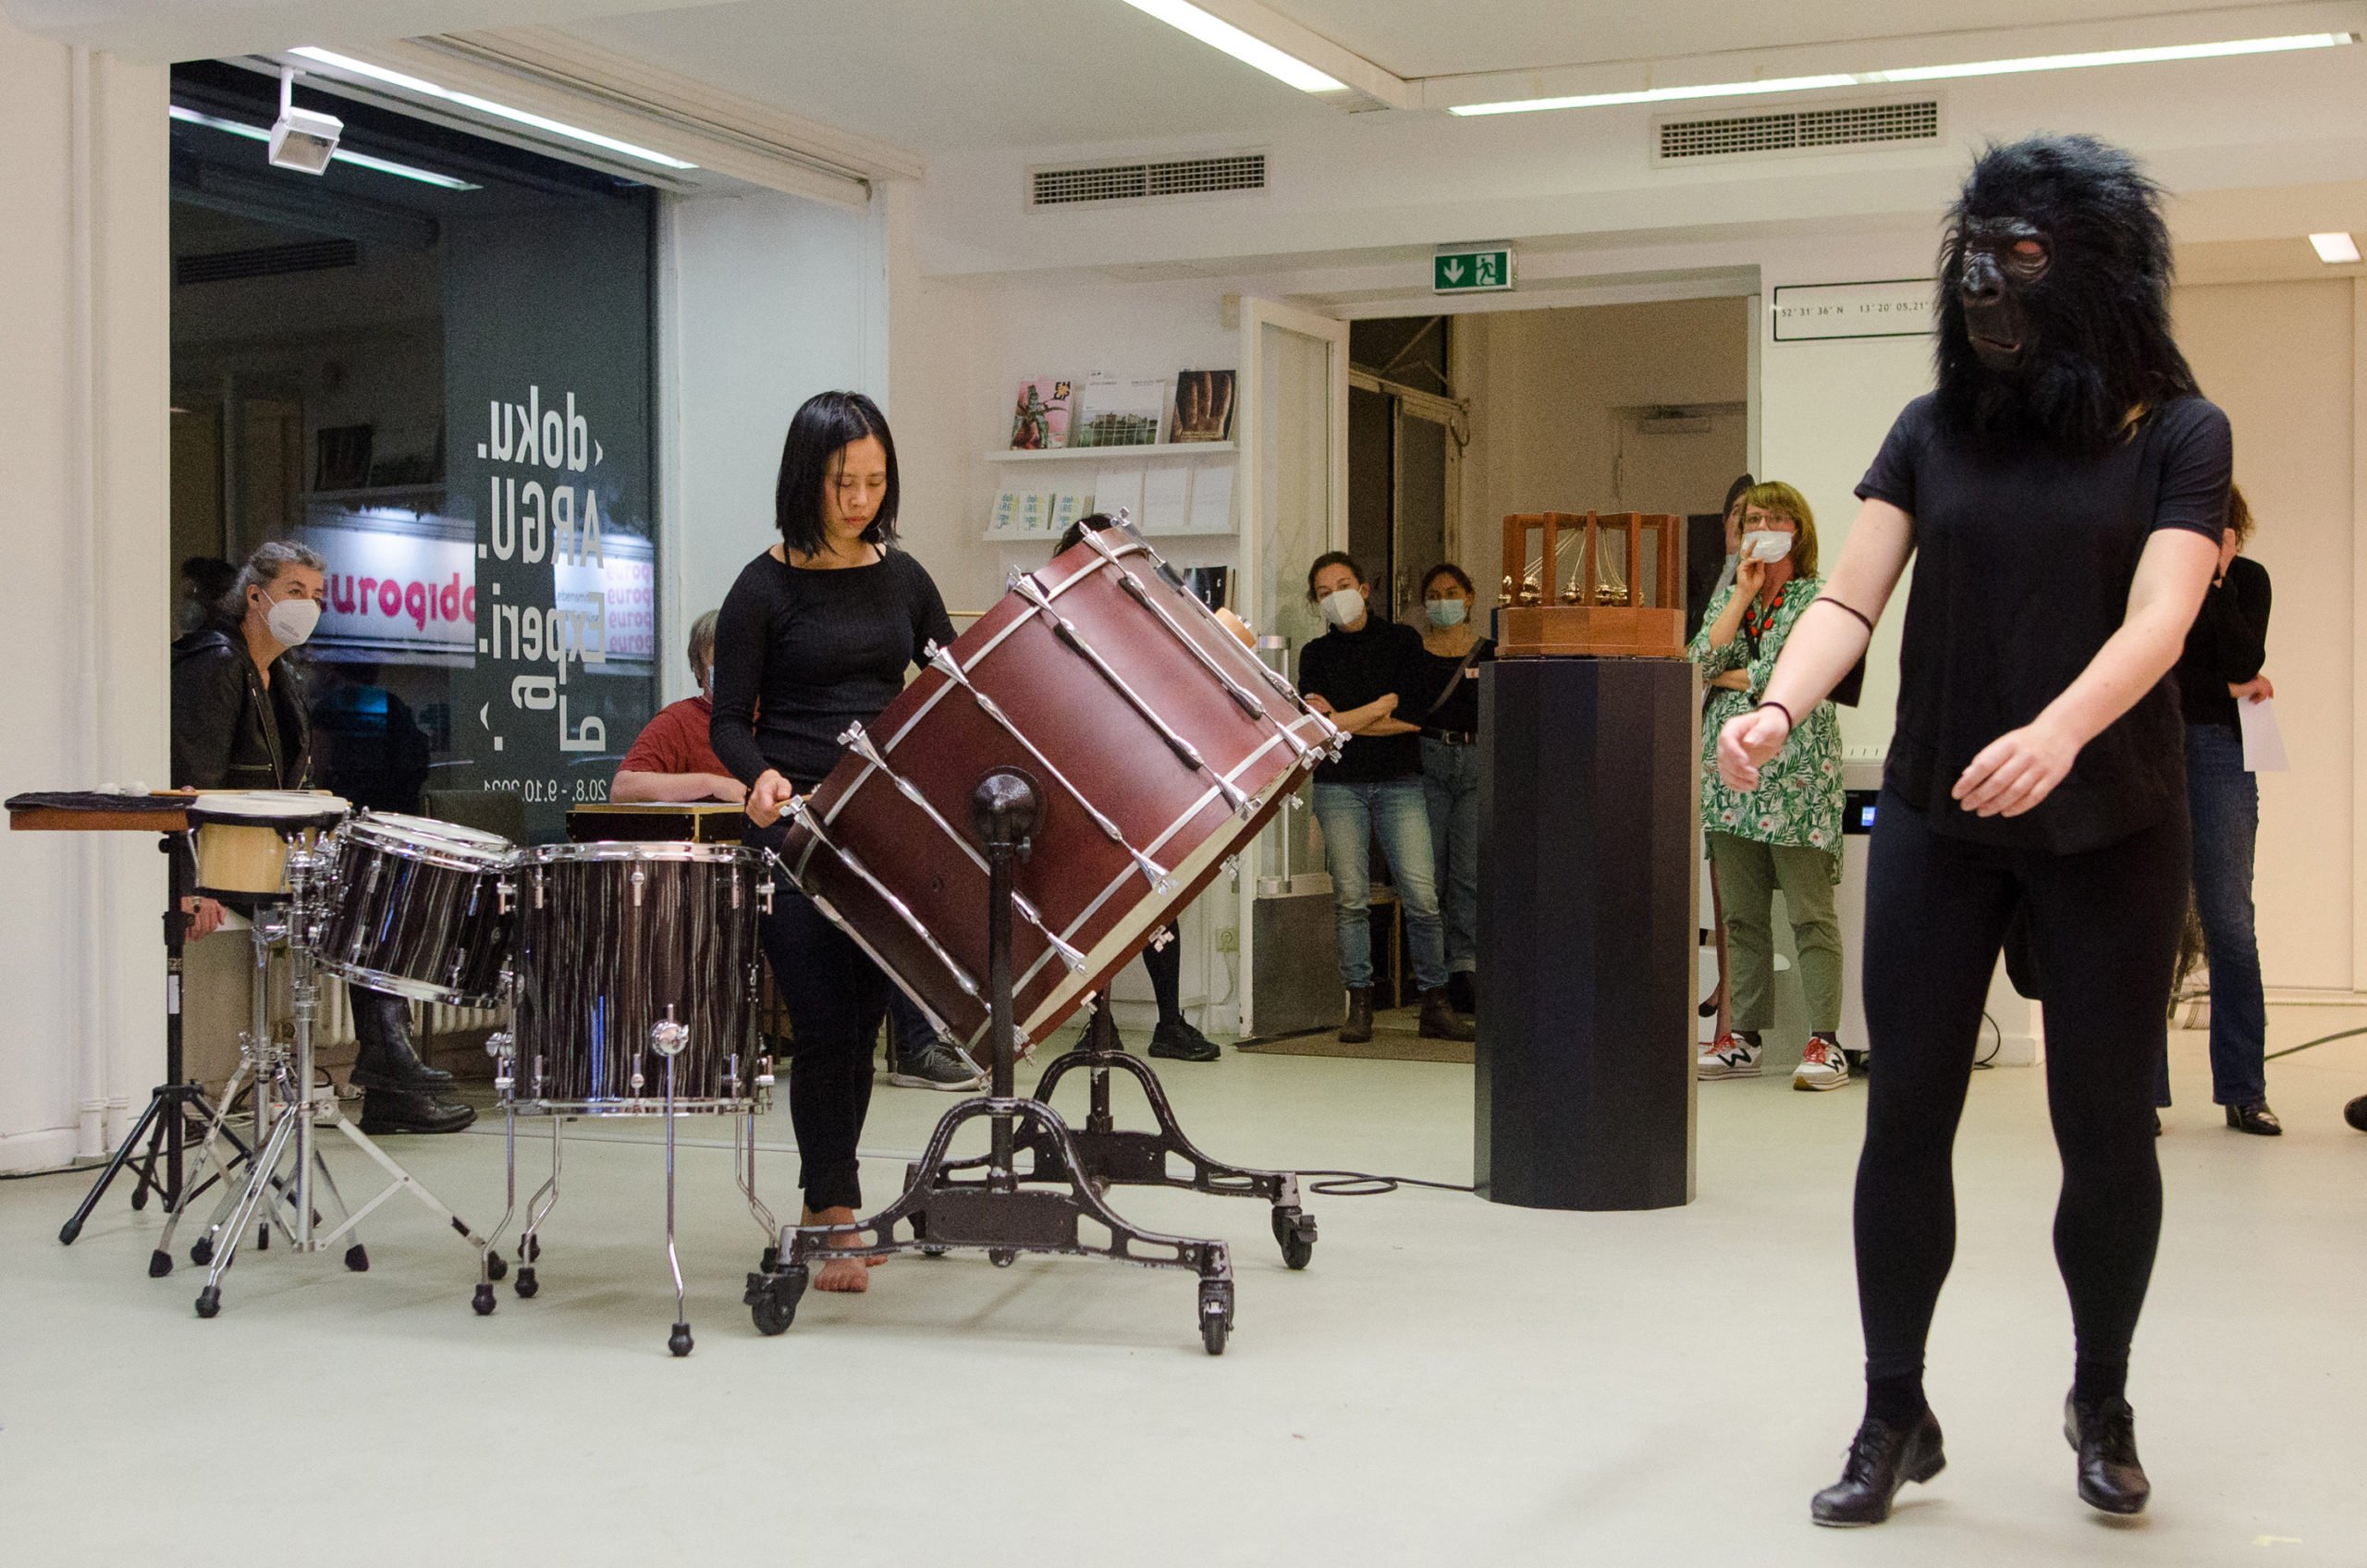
(982, 442), (1234, 464)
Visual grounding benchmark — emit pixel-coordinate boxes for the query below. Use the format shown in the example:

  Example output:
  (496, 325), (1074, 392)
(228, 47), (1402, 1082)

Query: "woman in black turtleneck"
(710, 391), (953, 1295)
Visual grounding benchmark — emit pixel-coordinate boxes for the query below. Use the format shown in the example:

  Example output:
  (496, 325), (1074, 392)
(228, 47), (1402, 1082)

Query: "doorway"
(1348, 317), (1464, 623)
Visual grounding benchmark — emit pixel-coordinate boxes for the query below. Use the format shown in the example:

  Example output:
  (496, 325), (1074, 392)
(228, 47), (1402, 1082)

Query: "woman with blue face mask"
(1298, 551), (1473, 1046)
(1412, 563), (1494, 1016)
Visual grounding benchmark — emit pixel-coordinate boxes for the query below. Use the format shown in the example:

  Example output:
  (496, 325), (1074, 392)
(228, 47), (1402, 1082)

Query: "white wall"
(657, 183), (889, 701)
(0, 16), (169, 1170)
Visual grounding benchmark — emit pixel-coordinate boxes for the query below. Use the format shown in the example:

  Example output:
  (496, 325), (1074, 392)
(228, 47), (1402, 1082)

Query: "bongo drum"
(778, 523), (1340, 1054)
(186, 791), (350, 899)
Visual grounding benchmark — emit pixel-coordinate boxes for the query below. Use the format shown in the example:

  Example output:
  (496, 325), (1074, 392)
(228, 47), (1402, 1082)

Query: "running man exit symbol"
(1434, 244), (1516, 294)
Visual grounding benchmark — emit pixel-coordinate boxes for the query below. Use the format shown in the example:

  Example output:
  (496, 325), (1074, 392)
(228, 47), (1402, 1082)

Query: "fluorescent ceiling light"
(2310, 231), (2361, 263)
(1117, 0), (1345, 93)
(288, 46), (699, 170)
(170, 104), (481, 190)
(1449, 31), (2356, 116)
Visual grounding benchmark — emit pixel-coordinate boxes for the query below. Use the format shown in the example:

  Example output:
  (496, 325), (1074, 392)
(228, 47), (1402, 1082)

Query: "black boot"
(2065, 1393), (2151, 1515)
(349, 987), (454, 1091)
(1809, 1408), (1946, 1526)
(1339, 987), (1374, 1044)
(1418, 986), (1476, 1041)
(357, 1086), (476, 1135)
(1445, 971), (1477, 1016)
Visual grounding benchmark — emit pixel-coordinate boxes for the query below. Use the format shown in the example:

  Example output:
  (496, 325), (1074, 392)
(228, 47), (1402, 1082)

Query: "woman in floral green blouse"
(1686, 481), (1851, 1090)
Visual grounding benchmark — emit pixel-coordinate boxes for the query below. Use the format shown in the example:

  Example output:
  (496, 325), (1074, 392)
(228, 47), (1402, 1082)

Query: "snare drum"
(506, 842), (767, 1114)
(186, 791), (350, 899)
(779, 523), (1339, 1053)
(314, 813), (513, 1006)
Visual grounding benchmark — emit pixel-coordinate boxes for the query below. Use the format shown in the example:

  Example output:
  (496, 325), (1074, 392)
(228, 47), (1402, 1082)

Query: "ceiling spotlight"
(2309, 232), (2361, 264)
(269, 66), (342, 175)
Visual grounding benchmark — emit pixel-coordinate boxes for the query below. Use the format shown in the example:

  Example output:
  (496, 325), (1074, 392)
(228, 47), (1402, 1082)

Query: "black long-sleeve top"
(2173, 554), (2270, 732)
(708, 545), (955, 791)
(169, 621), (312, 790)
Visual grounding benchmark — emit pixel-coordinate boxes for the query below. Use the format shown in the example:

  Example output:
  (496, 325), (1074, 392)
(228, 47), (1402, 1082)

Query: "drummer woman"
(711, 390), (956, 1294)
(170, 540), (472, 1135)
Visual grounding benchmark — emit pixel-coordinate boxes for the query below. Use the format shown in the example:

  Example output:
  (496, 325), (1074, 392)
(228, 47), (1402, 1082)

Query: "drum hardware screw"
(650, 1008), (689, 1059)
(631, 867), (646, 909)
(755, 1056), (776, 1090)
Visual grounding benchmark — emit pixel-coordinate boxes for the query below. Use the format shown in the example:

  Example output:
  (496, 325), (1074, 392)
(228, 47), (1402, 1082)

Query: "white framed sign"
(301, 518), (476, 660)
(1772, 278), (1935, 342)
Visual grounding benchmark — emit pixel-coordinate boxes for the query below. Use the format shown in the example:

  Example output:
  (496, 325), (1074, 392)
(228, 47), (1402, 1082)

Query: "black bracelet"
(1809, 596), (1876, 634)
(1756, 699), (1796, 732)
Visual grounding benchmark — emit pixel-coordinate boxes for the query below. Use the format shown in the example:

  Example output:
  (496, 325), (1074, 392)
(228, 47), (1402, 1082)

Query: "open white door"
(1233, 297), (1349, 1038)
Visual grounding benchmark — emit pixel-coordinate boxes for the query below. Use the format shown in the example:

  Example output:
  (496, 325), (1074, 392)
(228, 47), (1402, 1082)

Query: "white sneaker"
(1698, 1033), (1763, 1080)
(1794, 1035), (1852, 1092)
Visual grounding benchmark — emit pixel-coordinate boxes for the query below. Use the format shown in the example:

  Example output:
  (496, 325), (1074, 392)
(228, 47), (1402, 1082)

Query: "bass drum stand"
(744, 767), (1240, 1354)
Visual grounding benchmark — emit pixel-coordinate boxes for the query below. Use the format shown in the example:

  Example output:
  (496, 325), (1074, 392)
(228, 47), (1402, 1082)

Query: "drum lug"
(487, 1030), (514, 1092)
(631, 868), (646, 909)
(759, 881), (775, 915)
(755, 1055), (776, 1090)
(497, 880), (515, 916)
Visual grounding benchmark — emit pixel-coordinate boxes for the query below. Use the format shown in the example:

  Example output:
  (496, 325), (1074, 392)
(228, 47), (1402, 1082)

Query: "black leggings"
(1857, 788), (2186, 1407)
(760, 883), (888, 1214)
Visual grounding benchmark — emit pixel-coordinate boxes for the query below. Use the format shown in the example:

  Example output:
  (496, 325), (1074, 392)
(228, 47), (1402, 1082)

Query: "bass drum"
(507, 842), (767, 1115)
(779, 521), (1339, 1055)
(314, 812), (513, 1006)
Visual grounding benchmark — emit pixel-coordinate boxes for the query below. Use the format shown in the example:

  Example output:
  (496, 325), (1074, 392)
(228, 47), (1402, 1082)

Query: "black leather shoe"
(1810, 1408), (1946, 1526)
(357, 1087), (476, 1135)
(349, 987), (455, 1090)
(1340, 987), (1374, 1044)
(1148, 1019), (1221, 1062)
(2347, 1095), (2367, 1133)
(2065, 1392), (2151, 1515)
(2225, 1100), (2283, 1136)
(1418, 987), (1476, 1041)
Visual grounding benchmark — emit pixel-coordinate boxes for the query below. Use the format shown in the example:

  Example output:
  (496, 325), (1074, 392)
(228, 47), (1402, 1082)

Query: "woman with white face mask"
(1297, 551), (1473, 1047)
(1686, 482), (1850, 1092)
(169, 539), (475, 1135)
(1411, 563), (1494, 1016)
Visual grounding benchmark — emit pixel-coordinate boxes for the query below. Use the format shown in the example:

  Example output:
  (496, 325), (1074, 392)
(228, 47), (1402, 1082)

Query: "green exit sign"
(1433, 244), (1515, 294)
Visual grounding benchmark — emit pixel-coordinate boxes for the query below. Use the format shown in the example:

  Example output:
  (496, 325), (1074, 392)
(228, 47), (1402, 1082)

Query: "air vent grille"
(176, 239), (360, 286)
(1658, 99), (1939, 161)
(1032, 153), (1265, 207)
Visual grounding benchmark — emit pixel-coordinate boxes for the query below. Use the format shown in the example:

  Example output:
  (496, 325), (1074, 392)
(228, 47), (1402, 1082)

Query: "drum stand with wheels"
(159, 840), (506, 1317)
(744, 768), (1241, 1355)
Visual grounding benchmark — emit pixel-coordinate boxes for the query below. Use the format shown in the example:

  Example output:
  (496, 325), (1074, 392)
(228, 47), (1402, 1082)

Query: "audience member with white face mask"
(1297, 551), (1472, 1047)
(1410, 563), (1495, 1018)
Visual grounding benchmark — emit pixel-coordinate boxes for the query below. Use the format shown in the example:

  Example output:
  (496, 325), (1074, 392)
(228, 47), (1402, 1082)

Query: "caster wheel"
(746, 1268), (805, 1336)
(514, 1267), (539, 1299)
(345, 1244), (369, 1273)
(148, 1249), (174, 1279)
(486, 1251), (509, 1281)
(989, 1248), (1016, 1268)
(668, 1324), (694, 1358)
(57, 1218), (82, 1245)
(1199, 1298), (1229, 1355)
(920, 1245), (950, 1259)
(194, 1287), (221, 1320)
(471, 1283), (497, 1317)
(1272, 1207), (1317, 1270)
(759, 1244), (780, 1273)
(190, 1237), (214, 1267)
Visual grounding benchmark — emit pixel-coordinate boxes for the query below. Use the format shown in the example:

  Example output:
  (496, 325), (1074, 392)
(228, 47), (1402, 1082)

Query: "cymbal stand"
(185, 838), (507, 1318)
(745, 767), (1239, 1354)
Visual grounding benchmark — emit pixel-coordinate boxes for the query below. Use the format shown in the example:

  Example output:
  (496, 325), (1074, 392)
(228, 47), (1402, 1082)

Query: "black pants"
(760, 883), (888, 1214)
(1857, 788), (2186, 1393)
(1141, 920), (1183, 1023)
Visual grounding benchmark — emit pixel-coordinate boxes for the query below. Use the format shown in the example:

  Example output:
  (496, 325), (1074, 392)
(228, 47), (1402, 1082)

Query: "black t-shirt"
(709, 546), (956, 791)
(1411, 636), (1496, 736)
(1857, 393), (2230, 852)
(2173, 555), (2270, 733)
(1298, 617), (1426, 782)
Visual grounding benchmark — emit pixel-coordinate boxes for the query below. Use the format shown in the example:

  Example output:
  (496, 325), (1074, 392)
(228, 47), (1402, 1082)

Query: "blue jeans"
(885, 984), (942, 1064)
(1313, 778), (1446, 994)
(1420, 738), (1482, 974)
(2159, 723), (2268, 1106)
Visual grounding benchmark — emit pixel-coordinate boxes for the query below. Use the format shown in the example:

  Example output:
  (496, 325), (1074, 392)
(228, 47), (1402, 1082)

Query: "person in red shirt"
(613, 611), (746, 803)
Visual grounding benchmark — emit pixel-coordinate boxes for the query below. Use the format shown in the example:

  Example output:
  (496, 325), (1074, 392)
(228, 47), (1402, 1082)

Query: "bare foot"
(803, 1206), (881, 1292)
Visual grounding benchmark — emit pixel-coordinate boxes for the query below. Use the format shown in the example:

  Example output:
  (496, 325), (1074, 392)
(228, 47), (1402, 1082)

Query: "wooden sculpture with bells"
(1496, 511), (1685, 657)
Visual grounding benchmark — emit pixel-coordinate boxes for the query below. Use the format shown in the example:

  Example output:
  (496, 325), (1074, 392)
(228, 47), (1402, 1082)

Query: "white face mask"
(264, 595), (320, 647)
(1318, 586), (1366, 628)
(1741, 530), (1794, 565)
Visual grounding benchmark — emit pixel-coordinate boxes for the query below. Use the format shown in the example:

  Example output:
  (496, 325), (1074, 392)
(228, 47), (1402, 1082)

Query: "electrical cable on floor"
(1294, 1170), (1475, 1196)
(1973, 1010), (2003, 1070)
(2265, 1023), (2367, 1061)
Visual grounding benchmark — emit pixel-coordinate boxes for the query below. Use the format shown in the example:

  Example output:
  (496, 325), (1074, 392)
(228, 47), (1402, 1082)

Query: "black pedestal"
(1477, 657), (1697, 1210)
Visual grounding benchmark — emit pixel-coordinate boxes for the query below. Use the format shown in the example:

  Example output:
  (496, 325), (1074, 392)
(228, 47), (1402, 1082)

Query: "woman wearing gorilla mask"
(1718, 136), (2226, 1525)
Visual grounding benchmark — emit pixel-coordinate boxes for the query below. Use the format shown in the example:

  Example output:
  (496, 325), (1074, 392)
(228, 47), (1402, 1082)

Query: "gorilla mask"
(1934, 134), (2199, 452)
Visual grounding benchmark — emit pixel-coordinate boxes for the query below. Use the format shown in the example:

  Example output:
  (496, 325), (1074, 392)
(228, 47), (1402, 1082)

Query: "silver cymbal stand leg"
(192, 1084), (297, 1316)
(655, 1008), (693, 1357)
(518, 1117), (562, 1289)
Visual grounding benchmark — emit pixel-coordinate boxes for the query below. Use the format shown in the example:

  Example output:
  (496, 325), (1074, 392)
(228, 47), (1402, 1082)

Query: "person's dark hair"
(687, 609), (719, 683)
(1722, 474), (1755, 516)
(181, 556), (239, 604)
(1054, 512), (1115, 557)
(1305, 550), (1366, 603)
(1934, 134), (2198, 452)
(2226, 484), (2254, 549)
(226, 539), (326, 619)
(1419, 562), (1475, 600)
(773, 390), (900, 557)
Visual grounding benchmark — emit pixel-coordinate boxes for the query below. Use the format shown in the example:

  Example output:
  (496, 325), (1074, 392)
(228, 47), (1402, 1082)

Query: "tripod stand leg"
(195, 1104), (300, 1317)
(305, 1141), (368, 1272)
(57, 1091), (168, 1245)
(157, 1062), (251, 1265)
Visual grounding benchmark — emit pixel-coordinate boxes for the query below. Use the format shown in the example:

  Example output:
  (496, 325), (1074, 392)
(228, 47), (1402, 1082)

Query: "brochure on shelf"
(1072, 375), (1166, 448)
(1009, 378), (1073, 450)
